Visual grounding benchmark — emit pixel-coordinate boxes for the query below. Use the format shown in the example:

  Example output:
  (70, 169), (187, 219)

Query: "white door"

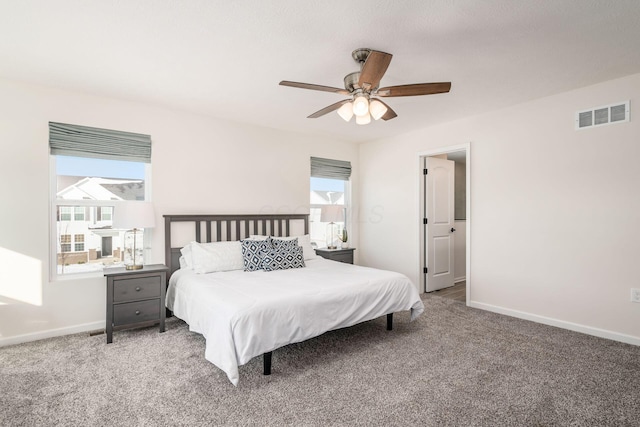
(425, 157), (455, 292)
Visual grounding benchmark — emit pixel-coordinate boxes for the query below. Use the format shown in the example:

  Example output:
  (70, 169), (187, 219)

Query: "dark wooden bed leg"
(387, 313), (393, 331)
(263, 351), (272, 375)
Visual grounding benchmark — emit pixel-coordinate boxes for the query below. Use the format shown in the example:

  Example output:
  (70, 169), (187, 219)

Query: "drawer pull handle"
(135, 287), (141, 292)
(135, 310), (141, 315)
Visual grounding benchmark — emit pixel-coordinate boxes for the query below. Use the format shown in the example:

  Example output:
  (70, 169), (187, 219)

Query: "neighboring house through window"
(49, 122), (152, 278)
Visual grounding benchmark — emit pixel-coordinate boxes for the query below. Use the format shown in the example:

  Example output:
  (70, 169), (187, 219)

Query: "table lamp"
(113, 202), (155, 270)
(320, 205), (344, 249)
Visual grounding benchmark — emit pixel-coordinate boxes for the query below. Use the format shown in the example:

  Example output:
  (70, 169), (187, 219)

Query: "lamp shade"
(113, 202), (155, 229)
(337, 102), (354, 122)
(369, 99), (388, 120)
(355, 111), (371, 125)
(320, 205), (344, 223)
(352, 95), (369, 116)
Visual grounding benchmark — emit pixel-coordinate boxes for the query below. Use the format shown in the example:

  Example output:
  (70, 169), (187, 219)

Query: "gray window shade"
(310, 157), (351, 180)
(49, 122), (151, 163)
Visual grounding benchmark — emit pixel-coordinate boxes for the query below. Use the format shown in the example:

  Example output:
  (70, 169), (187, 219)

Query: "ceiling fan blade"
(307, 99), (351, 118)
(280, 81), (350, 95)
(375, 99), (398, 121)
(377, 82), (451, 97)
(358, 50), (392, 90)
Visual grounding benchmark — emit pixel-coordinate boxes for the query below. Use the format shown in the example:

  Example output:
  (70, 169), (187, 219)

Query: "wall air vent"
(576, 101), (629, 130)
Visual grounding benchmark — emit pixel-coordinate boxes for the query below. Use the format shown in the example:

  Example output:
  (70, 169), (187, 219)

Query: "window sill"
(51, 270), (105, 283)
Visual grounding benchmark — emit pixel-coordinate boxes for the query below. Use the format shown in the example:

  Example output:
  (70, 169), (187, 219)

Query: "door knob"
(451, 228), (456, 232)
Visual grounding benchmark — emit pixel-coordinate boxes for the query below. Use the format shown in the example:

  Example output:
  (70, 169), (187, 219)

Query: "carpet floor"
(1, 294), (639, 426)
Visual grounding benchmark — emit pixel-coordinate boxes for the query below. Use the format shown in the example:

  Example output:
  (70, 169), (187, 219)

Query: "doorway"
(418, 143), (470, 304)
(102, 236), (113, 257)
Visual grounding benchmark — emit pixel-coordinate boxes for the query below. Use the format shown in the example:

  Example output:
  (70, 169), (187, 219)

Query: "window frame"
(49, 156), (152, 281)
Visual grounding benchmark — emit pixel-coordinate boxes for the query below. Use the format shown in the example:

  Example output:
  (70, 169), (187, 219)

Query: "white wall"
(359, 73), (640, 344)
(0, 78), (358, 345)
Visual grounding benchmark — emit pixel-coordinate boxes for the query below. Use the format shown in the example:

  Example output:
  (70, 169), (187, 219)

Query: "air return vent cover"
(576, 101), (629, 130)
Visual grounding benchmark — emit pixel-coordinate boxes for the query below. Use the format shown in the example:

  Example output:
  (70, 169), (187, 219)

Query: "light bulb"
(337, 102), (354, 122)
(352, 95), (369, 116)
(355, 111), (371, 125)
(369, 99), (388, 120)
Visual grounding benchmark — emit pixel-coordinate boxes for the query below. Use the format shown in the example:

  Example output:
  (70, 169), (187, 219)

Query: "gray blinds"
(49, 122), (152, 163)
(310, 156), (352, 180)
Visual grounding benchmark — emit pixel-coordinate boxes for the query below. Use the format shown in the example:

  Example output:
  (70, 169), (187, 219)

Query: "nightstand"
(104, 264), (168, 344)
(314, 247), (356, 264)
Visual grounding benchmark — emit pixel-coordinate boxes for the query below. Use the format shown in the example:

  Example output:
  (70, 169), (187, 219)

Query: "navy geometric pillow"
(240, 237), (273, 271)
(261, 245), (305, 272)
(271, 237), (298, 250)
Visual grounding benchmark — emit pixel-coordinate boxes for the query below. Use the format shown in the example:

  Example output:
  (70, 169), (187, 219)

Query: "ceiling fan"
(279, 48), (451, 125)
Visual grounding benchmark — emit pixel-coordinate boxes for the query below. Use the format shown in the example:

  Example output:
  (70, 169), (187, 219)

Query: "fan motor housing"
(352, 48), (371, 64)
(343, 72), (360, 92)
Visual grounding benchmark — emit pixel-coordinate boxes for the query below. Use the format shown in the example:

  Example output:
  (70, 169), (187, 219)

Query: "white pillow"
(254, 234), (318, 261)
(190, 241), (244, 274)
(179, 256), (188, 270)
(180, 244), (193, 269)
(248, 235), (270, 240)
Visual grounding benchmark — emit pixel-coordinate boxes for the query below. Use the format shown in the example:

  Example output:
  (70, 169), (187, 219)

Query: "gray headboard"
(163, 214), (310, 278)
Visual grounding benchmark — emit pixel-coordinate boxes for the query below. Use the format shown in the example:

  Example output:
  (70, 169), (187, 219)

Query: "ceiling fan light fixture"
(355, 111), (371, 125)
(369, 99), (388, 120)
(280, 49), (451, 123)
(337, 102), (354, 122)
(352, 95), (369, 116)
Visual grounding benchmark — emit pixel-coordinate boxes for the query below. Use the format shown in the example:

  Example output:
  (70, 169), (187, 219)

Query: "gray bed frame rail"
(162, 213), (392, 378)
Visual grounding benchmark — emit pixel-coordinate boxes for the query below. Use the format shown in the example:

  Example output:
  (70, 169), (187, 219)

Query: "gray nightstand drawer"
(332, 253), (353, 264)
(315, 248), (355, 264)
(113, 276), (161, 303)
(113, 299), (161, 326)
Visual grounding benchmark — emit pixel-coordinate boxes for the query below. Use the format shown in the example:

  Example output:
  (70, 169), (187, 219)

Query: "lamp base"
(123, 228), (145, 271)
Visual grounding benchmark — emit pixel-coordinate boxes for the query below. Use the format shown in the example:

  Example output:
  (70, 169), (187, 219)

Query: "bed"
(164, 214), (424, 385)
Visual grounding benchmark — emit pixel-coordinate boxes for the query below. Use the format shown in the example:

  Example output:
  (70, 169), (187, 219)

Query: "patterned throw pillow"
(261, 245), (305, 272)
(271, 237), (298, 250)
(240, 237), (273, 271)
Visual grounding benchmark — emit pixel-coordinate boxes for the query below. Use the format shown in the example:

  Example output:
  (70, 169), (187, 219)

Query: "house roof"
(311, 191), (345, 206)
(57, 177), (144, 201)
(1, 1), (640, 143)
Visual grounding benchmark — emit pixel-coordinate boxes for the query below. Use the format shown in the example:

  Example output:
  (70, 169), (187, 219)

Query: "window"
(100, 207), (113, 221)
(60, 207), (72, 221)
(60, 234), (71, 252)
(49, 122), (152, 278)
(53, 157), (149, 276)
(310, 157), (352, 248)
(74, 234), (85, 252)
(74, 206), (85, 221)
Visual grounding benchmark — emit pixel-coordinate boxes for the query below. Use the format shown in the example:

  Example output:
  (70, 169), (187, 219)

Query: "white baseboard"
(0, 321), (104, 348)
(468, 300), (640, 346)
(454, 276), (466, 283)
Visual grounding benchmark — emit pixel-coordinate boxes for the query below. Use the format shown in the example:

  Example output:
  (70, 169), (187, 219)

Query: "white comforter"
(166, 257), (424, 385)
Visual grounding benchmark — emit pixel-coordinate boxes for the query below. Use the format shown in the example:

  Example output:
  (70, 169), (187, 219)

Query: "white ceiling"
(2, 0), (640, 143)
